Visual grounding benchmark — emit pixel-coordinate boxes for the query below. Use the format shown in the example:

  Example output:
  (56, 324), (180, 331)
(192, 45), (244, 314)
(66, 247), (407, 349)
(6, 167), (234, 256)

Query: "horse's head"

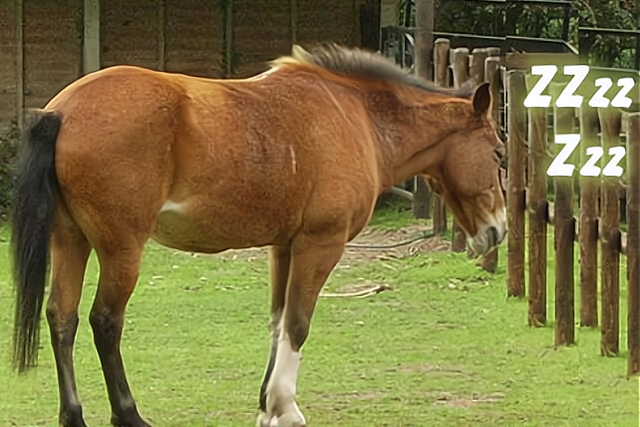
(422, 83), (507, 256)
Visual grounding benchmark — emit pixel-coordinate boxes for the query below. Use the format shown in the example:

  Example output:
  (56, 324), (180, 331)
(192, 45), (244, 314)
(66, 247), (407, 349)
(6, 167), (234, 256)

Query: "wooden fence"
(505, 69), (640, 378)
(425, 39), (639, 378)
(0, 0), (365, 138)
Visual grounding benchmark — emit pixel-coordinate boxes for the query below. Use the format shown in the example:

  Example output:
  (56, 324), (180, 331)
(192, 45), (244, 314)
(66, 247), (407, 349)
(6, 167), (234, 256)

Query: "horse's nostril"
(488, 226), (499, 246)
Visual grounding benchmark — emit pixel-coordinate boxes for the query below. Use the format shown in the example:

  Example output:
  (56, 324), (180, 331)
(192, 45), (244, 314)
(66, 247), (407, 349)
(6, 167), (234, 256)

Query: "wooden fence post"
(412, 2), (436, 220)
(479, 53), (502, 273)
(449, 46), (469, 250)
(468, 48), (488, 84)
(484, 49), (502, 130)
(578, 106), (599, 327)
(598, 108), (622, 356)
(626, 112), (640, 377)
(506, 70), (526, 298)
(525, 74), (548, 326)
(552, 97), (576, 347)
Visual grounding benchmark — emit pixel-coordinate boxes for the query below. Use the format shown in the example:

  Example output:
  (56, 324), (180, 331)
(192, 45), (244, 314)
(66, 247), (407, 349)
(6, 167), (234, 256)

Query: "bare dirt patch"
(207, 223), (449, 266)
(431, 392), (506, 408)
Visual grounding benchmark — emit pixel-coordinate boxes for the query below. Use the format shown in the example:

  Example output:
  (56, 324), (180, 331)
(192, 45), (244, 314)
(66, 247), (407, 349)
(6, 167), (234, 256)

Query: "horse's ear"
(472, 82), (492, 116)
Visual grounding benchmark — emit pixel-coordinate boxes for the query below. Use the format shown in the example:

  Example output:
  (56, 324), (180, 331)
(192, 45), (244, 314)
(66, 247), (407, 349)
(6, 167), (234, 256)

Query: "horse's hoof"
(60, 405), (89, 427)
(273, 412), (306, 427)
(256, 411), (273, 427)
(256, 412), (306, 427)
(110, 411), (152, 427)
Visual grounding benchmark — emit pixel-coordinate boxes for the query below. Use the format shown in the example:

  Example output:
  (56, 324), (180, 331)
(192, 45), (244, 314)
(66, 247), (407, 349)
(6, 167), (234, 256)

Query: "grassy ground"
(0, 206), (638, 427)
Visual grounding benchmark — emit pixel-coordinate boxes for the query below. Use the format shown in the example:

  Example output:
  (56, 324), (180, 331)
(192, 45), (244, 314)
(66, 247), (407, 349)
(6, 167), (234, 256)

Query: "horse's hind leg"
(47, 211), (92, 427)
(90, 239), (149, 427)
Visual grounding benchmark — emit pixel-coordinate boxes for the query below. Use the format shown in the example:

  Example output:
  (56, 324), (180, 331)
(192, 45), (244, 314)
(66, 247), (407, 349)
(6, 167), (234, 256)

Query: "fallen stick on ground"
(320, 284), (393, 298)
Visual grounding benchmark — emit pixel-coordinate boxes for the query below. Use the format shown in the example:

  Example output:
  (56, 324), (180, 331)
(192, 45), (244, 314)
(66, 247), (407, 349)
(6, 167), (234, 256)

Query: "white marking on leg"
(265, 332), (305, 426)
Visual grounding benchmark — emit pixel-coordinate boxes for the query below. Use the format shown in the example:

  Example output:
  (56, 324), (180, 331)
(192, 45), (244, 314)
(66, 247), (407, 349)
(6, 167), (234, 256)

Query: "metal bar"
(578, 27), (640, 37)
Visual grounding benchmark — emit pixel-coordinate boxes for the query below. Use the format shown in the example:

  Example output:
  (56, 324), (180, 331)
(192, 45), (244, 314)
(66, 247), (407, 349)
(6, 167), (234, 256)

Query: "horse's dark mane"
(273, 43), (475, 99)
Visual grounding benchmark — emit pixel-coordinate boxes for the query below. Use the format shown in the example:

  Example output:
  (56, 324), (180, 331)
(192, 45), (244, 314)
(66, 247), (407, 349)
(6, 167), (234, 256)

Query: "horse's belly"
(150, 199), (285, 254)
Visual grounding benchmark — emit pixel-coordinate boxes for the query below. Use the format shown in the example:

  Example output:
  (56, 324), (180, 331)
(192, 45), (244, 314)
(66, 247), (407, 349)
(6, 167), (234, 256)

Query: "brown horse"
(11, 43), (506, 427)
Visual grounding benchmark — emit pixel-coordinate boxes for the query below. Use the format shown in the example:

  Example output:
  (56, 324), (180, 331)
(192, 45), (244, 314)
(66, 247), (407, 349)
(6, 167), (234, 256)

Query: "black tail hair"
(11, 110), (62, 373)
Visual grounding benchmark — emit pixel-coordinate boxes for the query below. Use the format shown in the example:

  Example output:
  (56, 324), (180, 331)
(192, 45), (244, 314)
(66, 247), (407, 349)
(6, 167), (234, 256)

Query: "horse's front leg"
(257, 233), (345, 427)
(257, 245), (292, 423)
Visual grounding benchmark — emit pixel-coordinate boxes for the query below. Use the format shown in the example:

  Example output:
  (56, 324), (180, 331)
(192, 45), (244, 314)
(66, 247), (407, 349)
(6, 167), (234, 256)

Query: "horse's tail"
(11, 110), (62, 373)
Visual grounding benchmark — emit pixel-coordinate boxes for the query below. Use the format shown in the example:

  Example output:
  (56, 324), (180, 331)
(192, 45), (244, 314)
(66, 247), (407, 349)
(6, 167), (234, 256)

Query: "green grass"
(0, 207), (638, 427)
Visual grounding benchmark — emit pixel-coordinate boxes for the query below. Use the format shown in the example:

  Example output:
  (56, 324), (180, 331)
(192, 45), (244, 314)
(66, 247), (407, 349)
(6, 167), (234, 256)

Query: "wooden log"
(412, 5), (436, 220)
(578, 106), (599, 327)
(626, 112), (640, 377)
(598, 107), (622, 357)
(449, 46), (469, 251)
(553, 100), (576, 347)
(525, 73), (548, 326)
(506, 70), (527, 298)
(479, 55), (502, 273)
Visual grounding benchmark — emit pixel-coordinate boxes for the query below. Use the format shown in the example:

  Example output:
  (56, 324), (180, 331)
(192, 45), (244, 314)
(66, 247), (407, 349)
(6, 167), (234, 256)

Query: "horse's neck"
(370, 98), (457, 187)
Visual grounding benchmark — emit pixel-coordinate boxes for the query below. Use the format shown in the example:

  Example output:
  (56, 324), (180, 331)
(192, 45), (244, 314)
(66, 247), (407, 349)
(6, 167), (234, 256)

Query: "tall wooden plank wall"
(0, 0), (366, 137)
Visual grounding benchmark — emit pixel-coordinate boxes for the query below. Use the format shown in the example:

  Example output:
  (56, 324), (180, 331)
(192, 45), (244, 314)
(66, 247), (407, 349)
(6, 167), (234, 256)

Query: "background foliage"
(400, 0), (639, 68)
(0, 120), (19, 219)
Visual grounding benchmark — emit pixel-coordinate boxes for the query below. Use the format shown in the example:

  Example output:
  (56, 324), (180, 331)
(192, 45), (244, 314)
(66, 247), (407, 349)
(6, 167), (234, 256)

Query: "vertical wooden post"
(157, 0), (166, 70)
(553, 98), (575, 347)
(626, 112), (640, 377)
(468, 48), (488, 84)
(82, 0), (101, 74)
(414, 0), (434, 81)
(413, 0), (435, 221)
(479, 54), (502, 273)
(525, 74), (548, 326)
(449, 47), (469, 86)
(449, 46), (469, 251)
(506, 70), (526, 298)
(485, 54), (501, 134)
(598, 108), (622, 356)
(578, 106), (599, 327)
(224, 0), (234, 77)
(289, 0), (297, 45)
(16, 0), (24, 133)
(412, 177), (431, 219)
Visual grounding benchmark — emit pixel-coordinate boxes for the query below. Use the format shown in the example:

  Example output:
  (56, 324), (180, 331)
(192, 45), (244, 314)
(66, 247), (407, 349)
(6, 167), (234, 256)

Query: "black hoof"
(110, 407), (151, 427)
(60, 405), (88, 427)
